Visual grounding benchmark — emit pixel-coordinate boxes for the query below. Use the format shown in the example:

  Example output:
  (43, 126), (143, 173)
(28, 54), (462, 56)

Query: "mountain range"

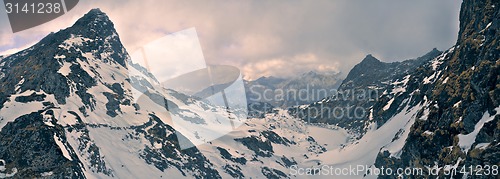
(293, 48), (442, 137)
(0, 8), (335, 178)
(245, 71), (343, 107)
(295, 0), (499, 178)
(0, 0), (498, 178)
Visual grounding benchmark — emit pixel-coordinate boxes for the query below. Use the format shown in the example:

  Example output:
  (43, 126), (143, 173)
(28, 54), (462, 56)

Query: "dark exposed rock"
(261, 131), (294, 146)
(135, 114), (220, 179)
(280, 156), (297, 168)
(223, 164), (244, 178)
(374, 0), (499, 178)
(0, 110), (85, 178)
(235, 135), (274, 157)
(103, 92), (121, 117)
(14, 92), (46, 103)
(216, 147), (247, 165)
(261, 166), (288, 179)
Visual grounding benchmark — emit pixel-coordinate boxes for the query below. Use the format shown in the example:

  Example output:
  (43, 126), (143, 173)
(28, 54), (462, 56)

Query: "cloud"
(0, 0), (461, 80)
(0, 32), (13, 47)
(0, 42), (35, 56)
(130, 27), (207, 83)
(241, 53), (340, 80)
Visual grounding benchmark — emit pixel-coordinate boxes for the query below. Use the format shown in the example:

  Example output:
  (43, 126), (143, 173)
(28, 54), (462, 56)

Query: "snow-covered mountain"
(0, 8), (349, 178)
(0, 8), (225, 178)
(0, 0), (498, 178)
(292, 49), (442, 137)
(293, 0), (499, 178)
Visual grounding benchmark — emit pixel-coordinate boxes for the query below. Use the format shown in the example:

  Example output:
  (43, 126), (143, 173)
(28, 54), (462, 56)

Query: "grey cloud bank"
(0, 0), (461, 80)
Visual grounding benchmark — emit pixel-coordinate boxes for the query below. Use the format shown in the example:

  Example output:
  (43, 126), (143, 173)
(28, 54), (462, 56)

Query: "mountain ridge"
(293, 48), (442, 136)
(0, 8), (335, 178)
(0, 1), (497, 177)
(0, 8), (222, 178)
(245, 70), (343, 108)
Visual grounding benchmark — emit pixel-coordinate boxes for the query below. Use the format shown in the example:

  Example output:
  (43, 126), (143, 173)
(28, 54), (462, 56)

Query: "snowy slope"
(198, 109), (351, 178)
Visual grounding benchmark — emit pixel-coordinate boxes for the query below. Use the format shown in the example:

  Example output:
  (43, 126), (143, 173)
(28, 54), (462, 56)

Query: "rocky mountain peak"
(427, 48), (441, 56)
(303, 70), (318, 76)
(0, 9), (129, 108)
(360, 54), (381, 65)
(73, 8), (112, 27)
(67, 8), (118, 40)
(412, 48), (442, 63)
(254, 76), (286, 86)
(87, 8), (106, 16)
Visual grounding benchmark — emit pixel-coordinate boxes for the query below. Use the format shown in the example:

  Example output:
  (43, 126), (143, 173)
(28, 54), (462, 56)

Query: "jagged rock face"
(0, 8), (128, 108)
(293, 49), (441, 136)
(342, 50), (441, 89)
(374, 0), (499, 177)
(67, 9), (128, 68)
(285, 1), (498, 177)
(0, 110), (85, 178)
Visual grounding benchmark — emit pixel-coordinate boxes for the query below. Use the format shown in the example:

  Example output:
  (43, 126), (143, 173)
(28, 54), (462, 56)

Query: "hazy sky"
(0, 0), (461, 80)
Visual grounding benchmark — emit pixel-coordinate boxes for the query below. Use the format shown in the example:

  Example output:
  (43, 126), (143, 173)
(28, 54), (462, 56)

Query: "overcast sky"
(0, 0), (461, 80)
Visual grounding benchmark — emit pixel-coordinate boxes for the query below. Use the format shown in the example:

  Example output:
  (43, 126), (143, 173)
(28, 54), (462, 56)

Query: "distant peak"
(304, 71), (318, 76)
(65, 8), (118, 40)
(422, 48), (442, 57)
(88, 8), (104, 14)
(54, 8), (127, 67)
(257, 76), (279, 81)
(254, 76), (286, 84)
(428, 48), (441, 54)
(85, 8), (108, 19)
(361, 54), (381, 64)
(72, 8), (112, 28)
